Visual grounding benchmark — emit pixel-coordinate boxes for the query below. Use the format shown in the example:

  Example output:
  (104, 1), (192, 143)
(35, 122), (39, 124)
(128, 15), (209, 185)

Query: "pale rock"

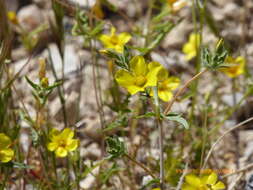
(70, 0), (95, 7)
(80, 143), (100, 159)
(20, 132), (30, 154)
(17, 5), (44, 31)
(222, 93), (243, 107)
(64, 44), (79, 74)
(212, 0), (233, 7)
(162, 20), (192, 48)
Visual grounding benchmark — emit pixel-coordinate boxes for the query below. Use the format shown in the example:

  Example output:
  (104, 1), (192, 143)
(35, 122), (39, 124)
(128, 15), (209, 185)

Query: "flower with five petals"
(115, 56), (163, 95)
(99, 27), (131, 53)
(47, 128), (79, 157)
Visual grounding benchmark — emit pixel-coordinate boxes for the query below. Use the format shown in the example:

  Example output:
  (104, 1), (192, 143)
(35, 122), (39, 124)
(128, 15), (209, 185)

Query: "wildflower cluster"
(2, 0), (250, 189)
(182, 172), (225, 190)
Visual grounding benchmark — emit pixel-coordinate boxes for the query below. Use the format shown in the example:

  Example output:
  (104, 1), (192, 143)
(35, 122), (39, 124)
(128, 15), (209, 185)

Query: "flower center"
(110, 35), (119, 45)
(59, 140), (67, 148)
(135, 75), (147, 87)
(158, 81), (168, 91)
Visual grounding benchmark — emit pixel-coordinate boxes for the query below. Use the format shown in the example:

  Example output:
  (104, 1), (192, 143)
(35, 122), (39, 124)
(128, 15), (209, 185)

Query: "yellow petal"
(49, 128), (60, 140)
(118, 32), (131, 44)
(157, 67), (168, 82)
(145, 62), (163, 87)
(212, 181), (225, 190)
(182, 33), (200, 61)
(182, 43), (196, 60)
(166, 77), (180, 90)
(47, 142), (58, 151)
(148, 61), (163, 71)
(181, 184), (196, 190)
(115, 69), (144, 94)
(185, 174), (202, 187)
(130, 56), (148, 76)
(67, 140), (79, 151)
(61, 128), (74, 139)
(127, 85), (146, 95)
(158, 90), (173, 102)
(0, 133), (12, 149)
(91, 1), (104, 19)
(114, 45), (124, 53)
(189, 33), (200, 44)
(220, 56), (245, 78)
(99, 34), (111, 46)
(110, 27), (116, 36)
(55, 147), (68, 157)
(115, 69), (135, 88)
(206, 172), (218, 185)
(7, 11), (19, 24)
(0, 148), (14, 163)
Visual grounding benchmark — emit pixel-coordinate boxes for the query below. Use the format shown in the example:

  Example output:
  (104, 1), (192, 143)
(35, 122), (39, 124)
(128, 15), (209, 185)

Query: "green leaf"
(99, 163), (122, 184)
(25, 76), (41, 91)
(201, 39), (228, 70)
(13, 162), (32, 169)
(106, 136), (126, 159)
(136, 112), (156, 119)
(103, 114), (128, 132)
(44, 81), (62, 91)
(163, 113), (189, 129)
(82, 160), (104, 178)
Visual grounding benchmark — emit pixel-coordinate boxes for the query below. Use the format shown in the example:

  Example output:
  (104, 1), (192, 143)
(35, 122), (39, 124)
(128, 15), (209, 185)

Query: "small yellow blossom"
(7, 11), (19, 25)
(168, 0), (188, 12)
(182, 33), (200, 60)
(115, 56), (163, 95)
(204, 172), (226, 190)
(91, 0), (104, 19)
(182, 172), (225, 190)
(47, 128), (79, 158)
(0, 133), (14, 163)
(99, 27), (131, 53)
(220, 56), (245, 78)
(150, 67), (180, 102)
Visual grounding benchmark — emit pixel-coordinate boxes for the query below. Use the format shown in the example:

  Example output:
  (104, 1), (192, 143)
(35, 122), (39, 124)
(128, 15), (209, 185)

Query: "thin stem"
(153, 87), (164, 189)
(221, 163), (253, 179)
(124, 154), (156, 179)
(164, 69), (208, 115)
(202, 116), (253, 169)
(158, 119), (164, 189)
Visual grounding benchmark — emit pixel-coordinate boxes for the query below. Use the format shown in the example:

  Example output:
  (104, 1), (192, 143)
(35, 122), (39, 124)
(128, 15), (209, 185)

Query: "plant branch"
(164, 69), (208, 115)
(202, 116), (253, 169)
(124, 153), (156, 179)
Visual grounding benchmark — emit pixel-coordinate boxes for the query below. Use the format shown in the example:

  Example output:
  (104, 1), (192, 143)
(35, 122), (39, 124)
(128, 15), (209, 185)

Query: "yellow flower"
(182, 33), (200, 60)
(0, 133), (14, 163)
(168, 0), (188, 12)
(115, 56), (163, 95)
(7, 11), (19, 25)
(182, 172), (225, 190)
(204, 172), (226, 190)
(182, 174), (208, 190)
(219, 56), (245, 78)
(99, 27), (131, 53)
(47, 128), (79, 157)
(91, 0), (104, 19)
(150, 67), (180, 102)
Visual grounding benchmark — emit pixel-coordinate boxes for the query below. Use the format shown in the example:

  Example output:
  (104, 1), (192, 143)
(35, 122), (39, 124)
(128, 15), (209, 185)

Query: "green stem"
(152, 86), (164, 190)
